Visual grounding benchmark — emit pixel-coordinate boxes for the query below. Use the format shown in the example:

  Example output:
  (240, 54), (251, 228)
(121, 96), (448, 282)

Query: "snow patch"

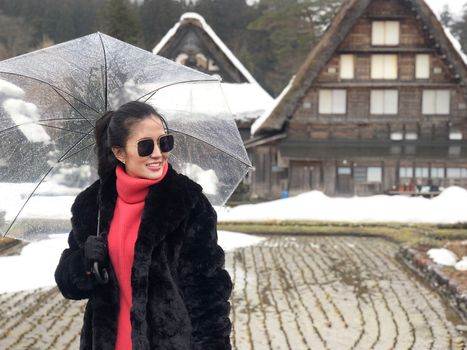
(455, 257), (467, 271)
(0, 230), (263, 293)
(427, 248), (458, 266)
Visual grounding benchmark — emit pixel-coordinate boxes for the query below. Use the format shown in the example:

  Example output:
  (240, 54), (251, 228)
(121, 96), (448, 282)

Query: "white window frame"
(340, 54), (355, 79)
(371, 90), (399, 115)
(371, 55), (398, 79)
(372, 21), (400, 46)
(415, 54), (430, 79)
(319, 89), (347, 114)
(422, 90), (450, 115)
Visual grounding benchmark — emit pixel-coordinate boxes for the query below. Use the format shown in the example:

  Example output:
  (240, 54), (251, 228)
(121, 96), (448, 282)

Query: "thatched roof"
(251, 0), (467, 136)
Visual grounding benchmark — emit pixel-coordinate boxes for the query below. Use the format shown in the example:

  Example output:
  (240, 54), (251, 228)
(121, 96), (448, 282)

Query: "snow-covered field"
(0, 231), (264, 294)
(216, 186), (467, 225)
(3, 184), (467, 226)
(1, 185), (467, 293)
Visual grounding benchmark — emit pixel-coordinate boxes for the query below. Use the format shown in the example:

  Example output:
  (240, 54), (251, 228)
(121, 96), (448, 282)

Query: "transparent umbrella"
(0, 32), (251, 241)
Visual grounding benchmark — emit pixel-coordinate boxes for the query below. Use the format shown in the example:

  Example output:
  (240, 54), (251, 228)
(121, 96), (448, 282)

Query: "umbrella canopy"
(0, 32), (251, 240)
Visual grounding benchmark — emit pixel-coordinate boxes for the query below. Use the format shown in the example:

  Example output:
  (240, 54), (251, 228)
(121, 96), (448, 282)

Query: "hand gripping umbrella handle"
(92, 261), (109, 284)
(92, 206), (109, 284)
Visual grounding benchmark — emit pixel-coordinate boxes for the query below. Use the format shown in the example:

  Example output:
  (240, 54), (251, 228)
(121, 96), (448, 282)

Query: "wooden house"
(153, 12), (273, 141)
(248, 0), (467, 199)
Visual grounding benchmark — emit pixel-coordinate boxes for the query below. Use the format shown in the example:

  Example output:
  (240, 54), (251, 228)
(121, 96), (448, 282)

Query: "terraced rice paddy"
(1, 235), (466, 349)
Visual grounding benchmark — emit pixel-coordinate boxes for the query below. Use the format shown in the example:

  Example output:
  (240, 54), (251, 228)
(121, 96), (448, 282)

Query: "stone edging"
(398, 245), (467, 322)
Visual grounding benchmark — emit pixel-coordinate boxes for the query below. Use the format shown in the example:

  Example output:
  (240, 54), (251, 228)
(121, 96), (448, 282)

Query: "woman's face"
(112, 115), (169, 180)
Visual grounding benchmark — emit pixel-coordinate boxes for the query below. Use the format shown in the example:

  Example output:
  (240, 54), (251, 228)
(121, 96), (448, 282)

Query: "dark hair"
(94, 101), (167, 179)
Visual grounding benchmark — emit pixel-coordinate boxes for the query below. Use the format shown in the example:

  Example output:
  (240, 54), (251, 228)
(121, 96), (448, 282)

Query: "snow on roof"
(221, 83), (273, 122)
(153, 12), (273, 122)
(424, 1), (467, 66)
(251, 76), (294, 135)
(153, 12), (262, 86)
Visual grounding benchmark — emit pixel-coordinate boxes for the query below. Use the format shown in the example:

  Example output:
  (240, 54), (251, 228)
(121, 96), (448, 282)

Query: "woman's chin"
(143, 166), (164, 180)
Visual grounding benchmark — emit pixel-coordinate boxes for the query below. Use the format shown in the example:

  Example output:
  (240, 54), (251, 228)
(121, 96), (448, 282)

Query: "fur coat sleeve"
(176, 195), (233, 350)
(54, 182), (100, 300)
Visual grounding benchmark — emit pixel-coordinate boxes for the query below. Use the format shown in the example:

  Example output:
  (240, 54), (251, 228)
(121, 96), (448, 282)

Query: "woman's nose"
(150, 142), (162, 158)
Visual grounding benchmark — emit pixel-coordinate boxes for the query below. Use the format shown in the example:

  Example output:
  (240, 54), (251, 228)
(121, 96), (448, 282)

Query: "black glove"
(83, 235), (108, 271)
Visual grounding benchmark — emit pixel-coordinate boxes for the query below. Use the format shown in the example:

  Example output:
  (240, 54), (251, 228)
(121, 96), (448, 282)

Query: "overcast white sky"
(426, 0), (466, 18)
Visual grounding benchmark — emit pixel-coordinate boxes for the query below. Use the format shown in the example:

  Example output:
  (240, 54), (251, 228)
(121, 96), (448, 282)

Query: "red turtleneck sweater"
(108, 164), (168, 350)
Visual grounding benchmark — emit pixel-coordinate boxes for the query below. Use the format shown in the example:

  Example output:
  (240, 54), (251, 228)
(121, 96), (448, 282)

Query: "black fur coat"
(55, 164), (232, 350)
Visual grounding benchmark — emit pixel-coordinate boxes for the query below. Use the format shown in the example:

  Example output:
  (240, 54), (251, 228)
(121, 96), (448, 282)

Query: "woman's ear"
(112, 146), (126, 164)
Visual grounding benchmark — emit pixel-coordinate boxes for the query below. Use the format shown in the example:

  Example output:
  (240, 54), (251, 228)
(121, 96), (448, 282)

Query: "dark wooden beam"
(315, 82), (460, 88)
(337, 48), (436, 54)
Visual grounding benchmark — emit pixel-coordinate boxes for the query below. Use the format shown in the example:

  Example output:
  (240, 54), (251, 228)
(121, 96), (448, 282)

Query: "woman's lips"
(146, 161), (163, 171)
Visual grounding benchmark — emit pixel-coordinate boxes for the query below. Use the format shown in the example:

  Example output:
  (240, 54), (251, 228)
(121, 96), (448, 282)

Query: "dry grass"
(218, 221), (467, 248)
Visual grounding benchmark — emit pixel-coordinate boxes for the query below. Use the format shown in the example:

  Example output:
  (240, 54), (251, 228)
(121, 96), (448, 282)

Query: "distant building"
(153, 12), (273, 141)
(248, 0), (467, 199)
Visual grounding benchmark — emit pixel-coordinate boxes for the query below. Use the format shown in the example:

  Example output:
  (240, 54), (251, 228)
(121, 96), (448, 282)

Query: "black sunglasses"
(137, 134), (174, 157)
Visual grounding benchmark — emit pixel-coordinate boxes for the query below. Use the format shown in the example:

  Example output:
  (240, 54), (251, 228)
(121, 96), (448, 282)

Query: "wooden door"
(289, 161), (322, 194)
(336, 167), (352, 195)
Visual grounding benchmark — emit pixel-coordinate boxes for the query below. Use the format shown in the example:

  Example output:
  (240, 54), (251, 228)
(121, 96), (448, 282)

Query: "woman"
(55, 101), (233, 350)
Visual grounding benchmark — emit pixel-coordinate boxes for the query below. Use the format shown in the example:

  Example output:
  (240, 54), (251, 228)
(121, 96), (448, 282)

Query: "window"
(399, 167), (413, 178)
(337, 167), (352, 175)
(354, 167), (382, 183)
(390, 132), (418, 141)
(431, 167), (444, 179)
(340, 55), (355, 79)
(319, 89), (347, 114)
(390, 132), (403, 141)
(354, 167), (367, 183)
(371, 90), (398, 115)
(405, 132), (418, 140)
(416, 55), (430, 79)
(449, 128), (463, 140)
(368, 167), (383, 183)
(447, 168), (467, 178)
(422, 90), (450, 115)
(371, 55), (398, 79)
(372, 21), (400, 46)
(415, 167), (429, 178)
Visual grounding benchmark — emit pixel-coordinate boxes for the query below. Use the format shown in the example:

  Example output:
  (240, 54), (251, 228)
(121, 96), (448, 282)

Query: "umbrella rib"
(97, 33), (108, 112)
(2, 166), (54, 237)
(3, 128), (94, 236)
(59, 142), (95, 162)
(0, 71), (101, 116)
(50, 86), (96, 128)
(57, 128), (94, 163)
(140, 79), (221, 103)
(0, 118), (89, 135)
(3, 126), (95, 235)
(171, 130), (252, 168)
(36, 122), (91, 135)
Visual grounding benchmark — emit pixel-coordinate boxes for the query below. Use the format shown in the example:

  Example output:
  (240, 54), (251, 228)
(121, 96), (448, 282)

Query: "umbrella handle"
(92, 261), (109, 284)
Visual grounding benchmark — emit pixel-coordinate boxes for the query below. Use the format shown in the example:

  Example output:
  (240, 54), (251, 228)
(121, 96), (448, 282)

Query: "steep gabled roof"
(153, 12), (273, 123)
(252, 0), (467, 136)
(153, 12), (260, 85)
